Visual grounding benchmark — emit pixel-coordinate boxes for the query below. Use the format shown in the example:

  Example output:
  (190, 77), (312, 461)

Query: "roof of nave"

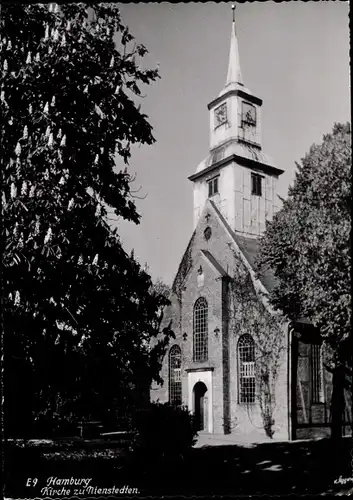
(231, 232), (277, 294)
(208, 199), (278, 294)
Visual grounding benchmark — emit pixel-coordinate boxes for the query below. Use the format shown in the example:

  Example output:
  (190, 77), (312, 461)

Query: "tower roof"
(211, 5), (258, 105)
(191, 139), (283, 179)
(226, 5), (243, 88)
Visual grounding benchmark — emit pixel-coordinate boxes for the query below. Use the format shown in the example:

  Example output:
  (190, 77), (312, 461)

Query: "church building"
(151, 8), (351, 441)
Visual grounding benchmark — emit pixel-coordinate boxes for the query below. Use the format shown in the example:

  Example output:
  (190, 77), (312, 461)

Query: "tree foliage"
(129, 402), (199, 466)
(1, 3), (168, 434)
(257, 123), (351, 362)
(151, 278), (172, 303)
(257, 123), (351, 438)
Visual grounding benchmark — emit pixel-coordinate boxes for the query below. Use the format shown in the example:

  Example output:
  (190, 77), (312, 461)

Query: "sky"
(113, 1), (350, 286)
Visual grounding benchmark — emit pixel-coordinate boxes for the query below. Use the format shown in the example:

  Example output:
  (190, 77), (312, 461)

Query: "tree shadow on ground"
(138, 436), (353, 496)
(5, 436), (353, 497)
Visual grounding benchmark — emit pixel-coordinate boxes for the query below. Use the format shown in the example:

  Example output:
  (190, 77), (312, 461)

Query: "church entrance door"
(193, 381), (208, 431)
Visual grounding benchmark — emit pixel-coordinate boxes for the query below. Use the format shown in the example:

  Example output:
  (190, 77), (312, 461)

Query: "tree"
(151, 278), (172, 303)
(257, 122), (351, 439)
(1, 3), (167, 435)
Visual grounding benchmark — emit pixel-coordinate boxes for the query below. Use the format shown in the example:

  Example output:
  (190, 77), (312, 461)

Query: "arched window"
(169, 345), (182, 405)
(238, 334), (256, 404)
(193, 297), (208, 362)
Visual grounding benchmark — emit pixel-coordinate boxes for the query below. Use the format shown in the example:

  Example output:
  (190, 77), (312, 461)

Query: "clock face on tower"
(241, 101), (257, 144)
(214, 103), (227, 128)
(242, 102), (256, 126)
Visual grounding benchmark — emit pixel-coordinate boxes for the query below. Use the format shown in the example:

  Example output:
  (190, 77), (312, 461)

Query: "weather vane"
(232, 4), (236, 23)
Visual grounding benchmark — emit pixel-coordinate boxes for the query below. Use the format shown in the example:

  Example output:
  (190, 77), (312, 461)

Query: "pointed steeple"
(226, 5), (243, 87)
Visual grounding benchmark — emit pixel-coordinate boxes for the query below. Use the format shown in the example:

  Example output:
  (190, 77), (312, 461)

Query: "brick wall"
(227, 316), (289, 440)
(181, 257), (225, 433)
(150, 202), (290, 440)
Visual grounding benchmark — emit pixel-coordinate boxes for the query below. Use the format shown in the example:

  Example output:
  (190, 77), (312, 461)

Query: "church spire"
(226, 5), (243, 87)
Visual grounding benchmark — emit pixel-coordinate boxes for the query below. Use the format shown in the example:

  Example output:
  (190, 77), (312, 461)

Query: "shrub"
(32, 406), (79, 438)
(129, 402), (199, 464)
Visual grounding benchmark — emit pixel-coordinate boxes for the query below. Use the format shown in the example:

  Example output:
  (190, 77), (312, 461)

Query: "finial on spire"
(225, 3), (243, 87)
(232, 4), (236, 23)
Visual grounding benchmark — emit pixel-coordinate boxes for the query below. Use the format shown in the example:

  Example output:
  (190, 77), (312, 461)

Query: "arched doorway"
(193, 381), (208, 431)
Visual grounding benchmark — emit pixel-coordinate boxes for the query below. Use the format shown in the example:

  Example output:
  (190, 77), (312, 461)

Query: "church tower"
(189, 6), (284, 237)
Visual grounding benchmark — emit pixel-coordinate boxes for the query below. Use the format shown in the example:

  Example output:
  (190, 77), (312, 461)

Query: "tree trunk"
(331, 365), (345, 441)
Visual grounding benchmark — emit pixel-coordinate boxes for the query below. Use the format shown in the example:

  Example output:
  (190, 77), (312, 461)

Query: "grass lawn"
(5, 436), (353, 497)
